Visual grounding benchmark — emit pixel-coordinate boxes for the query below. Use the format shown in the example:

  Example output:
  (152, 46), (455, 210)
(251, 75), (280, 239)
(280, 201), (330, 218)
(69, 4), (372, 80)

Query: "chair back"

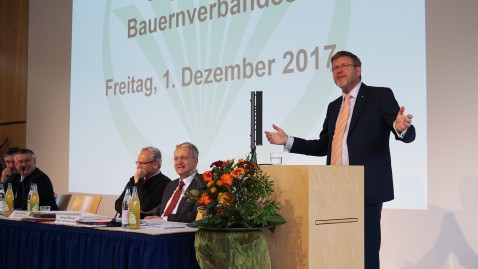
(68, 195), (102, 214)
(55, 193), (72, 211)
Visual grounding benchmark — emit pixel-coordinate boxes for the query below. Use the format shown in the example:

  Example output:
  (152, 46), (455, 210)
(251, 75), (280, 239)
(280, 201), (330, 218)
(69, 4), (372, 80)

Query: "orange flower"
(216, 180), (223, 187)
(220, 173), (234, 187)
(237, 159), (255, 175)
(199, 193), (213, 207)
(218, 192), (233, 206)
(210, 187), (217, 193)
(207, 181), (214, 188)
(202, 171), (213, 183)
(231, 168), (244, 178)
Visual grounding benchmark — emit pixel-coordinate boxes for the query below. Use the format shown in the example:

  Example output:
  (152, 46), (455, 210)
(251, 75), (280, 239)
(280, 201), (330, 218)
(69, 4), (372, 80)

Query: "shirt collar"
(145, 170), (161, 181)
(343, 81), (361, 100)
(181, 172), (196, 185)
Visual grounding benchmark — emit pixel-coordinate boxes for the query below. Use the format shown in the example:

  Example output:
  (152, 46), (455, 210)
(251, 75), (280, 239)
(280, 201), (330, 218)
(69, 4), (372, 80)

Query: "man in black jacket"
(7, 148), (58, 211)
(115, 146), (171, 218)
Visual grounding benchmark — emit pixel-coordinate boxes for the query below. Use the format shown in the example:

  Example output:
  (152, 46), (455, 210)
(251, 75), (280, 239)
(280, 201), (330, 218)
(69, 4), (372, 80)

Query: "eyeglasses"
(135, 160), (156, 165)
(331, 63), (356, 72)
(173, 156), (196, 162)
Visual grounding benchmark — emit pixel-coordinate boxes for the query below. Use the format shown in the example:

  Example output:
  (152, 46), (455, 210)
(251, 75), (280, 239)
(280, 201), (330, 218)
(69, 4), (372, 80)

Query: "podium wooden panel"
(261, 165), (364, 269)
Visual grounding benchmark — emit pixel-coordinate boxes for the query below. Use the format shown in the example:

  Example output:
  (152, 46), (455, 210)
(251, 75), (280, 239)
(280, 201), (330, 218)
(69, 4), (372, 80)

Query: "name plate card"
(55, 212), (82, 224)
(9, 211), (32, 219)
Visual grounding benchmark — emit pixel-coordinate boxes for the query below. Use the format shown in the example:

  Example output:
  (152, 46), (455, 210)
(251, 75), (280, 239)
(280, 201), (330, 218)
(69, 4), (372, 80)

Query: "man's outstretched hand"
(265, 124), (288, 145)
(395, 106), (413, 133)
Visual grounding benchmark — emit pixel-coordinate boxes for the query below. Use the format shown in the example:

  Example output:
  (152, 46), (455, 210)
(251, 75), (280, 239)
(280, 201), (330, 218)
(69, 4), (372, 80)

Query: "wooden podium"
(261, 165), (364, 269)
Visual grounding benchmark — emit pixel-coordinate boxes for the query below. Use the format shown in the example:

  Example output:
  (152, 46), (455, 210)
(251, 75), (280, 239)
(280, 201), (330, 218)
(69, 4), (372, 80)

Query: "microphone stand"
(20, 166), (26, 210)
(106, 211), (121, 227)
(250, 91), (262, 165)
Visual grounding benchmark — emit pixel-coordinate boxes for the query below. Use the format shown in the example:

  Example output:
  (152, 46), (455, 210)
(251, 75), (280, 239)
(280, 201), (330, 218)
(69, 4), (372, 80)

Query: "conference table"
(0, 216), (200, 269)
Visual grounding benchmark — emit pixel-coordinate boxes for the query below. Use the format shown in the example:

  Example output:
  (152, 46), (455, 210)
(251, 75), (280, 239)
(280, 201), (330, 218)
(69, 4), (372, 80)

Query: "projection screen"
(70, 0), (427, 209)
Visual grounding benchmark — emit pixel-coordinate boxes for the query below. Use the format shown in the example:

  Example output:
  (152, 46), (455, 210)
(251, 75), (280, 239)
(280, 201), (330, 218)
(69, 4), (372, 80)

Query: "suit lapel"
(177, 177), (197, 211)
(348, 84), (369, 134)
(330, 97), (343, 130)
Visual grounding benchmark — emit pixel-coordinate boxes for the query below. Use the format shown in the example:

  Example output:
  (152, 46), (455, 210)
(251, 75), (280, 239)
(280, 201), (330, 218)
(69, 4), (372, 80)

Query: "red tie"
(331, 94), (351, 165)
(163, 180), (185, 217)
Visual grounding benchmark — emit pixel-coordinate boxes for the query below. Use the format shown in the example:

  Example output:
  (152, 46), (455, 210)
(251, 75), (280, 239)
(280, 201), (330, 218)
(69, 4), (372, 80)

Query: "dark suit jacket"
(157, 174), (206, 223)
(6, 168), (59, 210)
(114, 172), (171, 218)
(291, 84), (416, 204)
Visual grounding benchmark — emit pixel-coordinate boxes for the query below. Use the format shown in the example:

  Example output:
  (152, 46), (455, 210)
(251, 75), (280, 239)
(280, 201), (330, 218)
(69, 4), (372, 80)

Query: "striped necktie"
(331, 94), (351, 165)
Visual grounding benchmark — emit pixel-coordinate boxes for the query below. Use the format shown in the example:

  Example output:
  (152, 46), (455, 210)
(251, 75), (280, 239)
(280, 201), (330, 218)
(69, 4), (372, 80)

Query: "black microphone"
(106, 211), (121, 227)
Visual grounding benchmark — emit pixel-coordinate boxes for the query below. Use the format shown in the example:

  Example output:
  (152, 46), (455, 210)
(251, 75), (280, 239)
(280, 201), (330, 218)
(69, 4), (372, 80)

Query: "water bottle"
(27, 184), (33, 212)
(0, 183), (5, 215)
(121, 186), (132, 228)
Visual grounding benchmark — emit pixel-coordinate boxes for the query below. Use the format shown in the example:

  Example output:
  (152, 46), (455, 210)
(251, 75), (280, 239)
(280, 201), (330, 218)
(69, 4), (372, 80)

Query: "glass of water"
(270, 152), (283, 165)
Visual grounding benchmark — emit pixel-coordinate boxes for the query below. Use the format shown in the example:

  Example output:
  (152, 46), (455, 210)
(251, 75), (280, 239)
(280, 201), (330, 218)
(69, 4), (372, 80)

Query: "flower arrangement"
(187, 158), (286, 231)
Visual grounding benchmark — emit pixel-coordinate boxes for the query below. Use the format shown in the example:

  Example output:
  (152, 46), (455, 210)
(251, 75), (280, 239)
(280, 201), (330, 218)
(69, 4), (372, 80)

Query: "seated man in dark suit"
(6, 148), (59, 210)
(114, 146), (171, 219)
(147, 142), (205, 223)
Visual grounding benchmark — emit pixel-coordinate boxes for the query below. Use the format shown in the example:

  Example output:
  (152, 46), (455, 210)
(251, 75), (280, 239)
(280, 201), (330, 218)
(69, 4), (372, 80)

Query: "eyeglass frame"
(135, 160), (156, 165)
(331, 63), (356, 72)
(173, 156), (197, 162)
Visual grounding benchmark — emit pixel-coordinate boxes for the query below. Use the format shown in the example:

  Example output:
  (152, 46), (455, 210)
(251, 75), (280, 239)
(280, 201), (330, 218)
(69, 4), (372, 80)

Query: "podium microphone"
(106, 212), (121, 227)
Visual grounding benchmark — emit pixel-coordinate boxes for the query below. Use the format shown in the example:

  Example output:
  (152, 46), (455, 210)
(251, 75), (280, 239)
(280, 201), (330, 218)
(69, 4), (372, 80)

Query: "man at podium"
(265, 50), (415, 269)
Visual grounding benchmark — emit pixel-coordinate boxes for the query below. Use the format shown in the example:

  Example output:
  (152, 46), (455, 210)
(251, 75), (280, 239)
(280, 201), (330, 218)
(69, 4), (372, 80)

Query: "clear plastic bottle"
(121, 186), (132, 228)
(0, 183), (5, 215)
(27, 184), (33, 212)
(128, 186), (140, 229)
(5, 183), (14, 216)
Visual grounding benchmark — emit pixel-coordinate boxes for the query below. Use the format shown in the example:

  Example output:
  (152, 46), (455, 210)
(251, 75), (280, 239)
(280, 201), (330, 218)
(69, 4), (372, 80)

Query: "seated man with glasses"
(146, 142), (206, 223)
(114, 146), (171, 218)
(6, 148), (59, 210)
